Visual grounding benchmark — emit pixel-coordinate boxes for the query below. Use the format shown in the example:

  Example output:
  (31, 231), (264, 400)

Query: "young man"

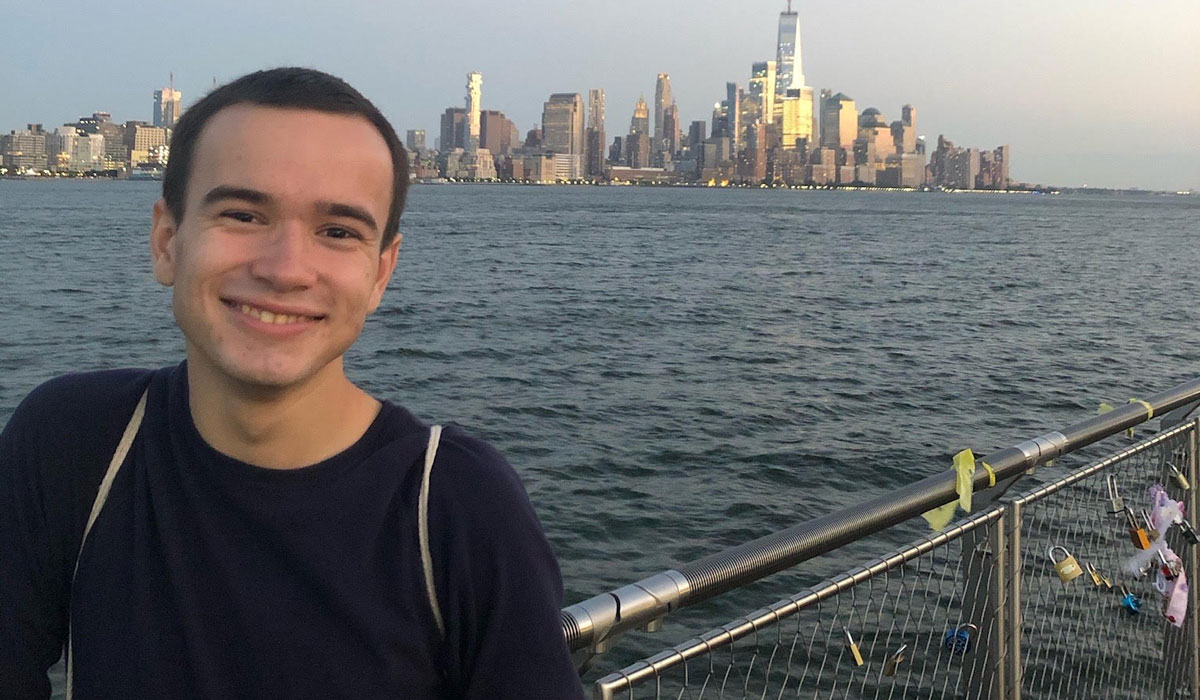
(0, 68), (585, 699)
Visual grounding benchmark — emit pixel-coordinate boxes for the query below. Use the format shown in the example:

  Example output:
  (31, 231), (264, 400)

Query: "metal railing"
(562, 377), (1200, 698)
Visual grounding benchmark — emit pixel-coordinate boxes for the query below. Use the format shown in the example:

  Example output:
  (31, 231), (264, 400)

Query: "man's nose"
(249, 222), (319, 290)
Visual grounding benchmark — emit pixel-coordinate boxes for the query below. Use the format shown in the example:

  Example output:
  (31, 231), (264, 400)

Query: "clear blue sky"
(3, 0), (1197, 190)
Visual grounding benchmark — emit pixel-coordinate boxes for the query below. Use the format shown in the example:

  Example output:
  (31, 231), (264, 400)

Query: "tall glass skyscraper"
(775, 2), (804, 97)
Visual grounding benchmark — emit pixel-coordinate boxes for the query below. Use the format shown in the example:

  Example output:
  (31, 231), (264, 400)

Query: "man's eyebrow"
(316, 201), (379, 233)
(201, 185), (272, 207)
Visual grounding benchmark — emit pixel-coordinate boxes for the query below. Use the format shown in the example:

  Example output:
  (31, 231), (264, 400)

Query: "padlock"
(1170, 464), (1191, 491)
(1048, 546), (1082, 583)
(943, 623), (978, 655)
(1105, 474), (1124, 513)
(1119, 586), (1143, 615)
(882, 643), (907, 677)
(1158, 550), (1182, 580)
(1126, 508), (1151, 549)
(1141, 509), (1160, 541)
(1180, 519), (1200, 545)
(1085, 561), (1108, 587)
(842, 626), (864, 666)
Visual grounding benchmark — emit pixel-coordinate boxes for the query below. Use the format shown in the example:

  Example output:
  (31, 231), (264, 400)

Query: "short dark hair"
(163, 67), (409, 248)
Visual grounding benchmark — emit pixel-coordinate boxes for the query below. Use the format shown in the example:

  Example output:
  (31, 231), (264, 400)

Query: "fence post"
(959, 508), (1009, 699)
(1004, 501), (1023, 700)
(1189, 419), (1200, 698)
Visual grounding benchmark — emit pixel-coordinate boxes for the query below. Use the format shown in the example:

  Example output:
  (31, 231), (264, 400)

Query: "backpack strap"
(66, 388), (149, 700)
(418, 425), (446, 639)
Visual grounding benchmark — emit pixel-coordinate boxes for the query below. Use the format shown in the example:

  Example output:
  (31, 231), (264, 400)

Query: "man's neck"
(186, 359), (381, 470)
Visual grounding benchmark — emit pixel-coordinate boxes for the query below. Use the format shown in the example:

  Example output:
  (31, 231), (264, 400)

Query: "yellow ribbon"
(923, 449), (979, 531)
(982, 461), (996, 487)
(1127, 398), (1153, 438)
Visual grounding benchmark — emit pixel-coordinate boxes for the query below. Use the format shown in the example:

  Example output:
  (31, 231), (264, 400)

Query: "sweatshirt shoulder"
(11, 369), (155, 432)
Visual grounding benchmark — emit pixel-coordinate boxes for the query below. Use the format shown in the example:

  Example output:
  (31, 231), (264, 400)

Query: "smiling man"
(0, 68), (584, 699)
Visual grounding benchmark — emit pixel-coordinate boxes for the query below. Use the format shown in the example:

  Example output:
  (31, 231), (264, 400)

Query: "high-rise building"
(1, 124), (48, 171)
(858, 108), (892, 159)
(465, 72), (482, 152)
(662, 104), (681, 157)
(775, 1), (804, 96)
(819, 92), (857, 150)
(749, 61), (777, 125)
(406, 129), (426, 152)
(73, 112), (126, 166)
(439, 108), (465, 152)
(726, 83), (741, 153)
(542, 93), (585, 155)
(480, 110), (516, 156)
(688, 120), (707, 149)
(654, 74), (671, 150)
(629, 96), (650, 136)
(586, 89), (606, 177)
(588, 89), (606, 131)
(153, 74), (182, 129)
(779, 87), (814, 150)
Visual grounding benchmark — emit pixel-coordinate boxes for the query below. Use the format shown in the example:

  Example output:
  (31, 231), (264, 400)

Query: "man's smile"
(222, 299), (325, 326)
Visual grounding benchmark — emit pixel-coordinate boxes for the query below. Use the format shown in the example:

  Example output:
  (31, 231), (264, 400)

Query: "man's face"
(150, 104), (399, 393)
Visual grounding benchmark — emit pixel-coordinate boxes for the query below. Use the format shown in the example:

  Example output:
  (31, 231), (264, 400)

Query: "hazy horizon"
(2, 0), (1197, 190)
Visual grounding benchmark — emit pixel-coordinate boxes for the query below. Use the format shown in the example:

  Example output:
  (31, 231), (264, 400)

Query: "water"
(2, 180), (1199, 681)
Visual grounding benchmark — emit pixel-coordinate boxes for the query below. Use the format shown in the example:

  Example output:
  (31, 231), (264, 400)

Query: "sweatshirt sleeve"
(0, 385), (72, 699)
(426, 427), (585, 700)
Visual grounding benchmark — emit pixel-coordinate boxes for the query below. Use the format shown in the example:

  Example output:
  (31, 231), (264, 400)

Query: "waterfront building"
(608, 136), (623, 165)
(739, 122), (767, 183)
(586, 88), (606, 178)
(629, 95), (650, 137)
(725, 83), (741, 154)
(749, 61), (777, 125)
(819, 92), (857, 151)
(775, 1), (804, 97)
(879, 153), (925, 187)
(662, 104), (681, 159)
(73, 112), (126, 167)
(524, 126), (543, 151)
(542, 93), (585, 155)
(153, 76), (182, 129)
(627, 132), (651, 169)
(406, 129), (426, 153)
(124, 122), (169, 168)
(1, 124), (48, 171)
(439, 107), (465, 152)
(654, 74), (671, 153)
(779, 88), (814, 150)
(929, 135), (1009, 189)
(688, 120), (706, 149)
(465, 72), (482, 152)
(480, 110), (516, 156)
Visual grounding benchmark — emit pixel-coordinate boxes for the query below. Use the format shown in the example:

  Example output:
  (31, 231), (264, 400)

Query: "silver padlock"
(1106, 474), (1124, 513)
(882, 643), (908, 677)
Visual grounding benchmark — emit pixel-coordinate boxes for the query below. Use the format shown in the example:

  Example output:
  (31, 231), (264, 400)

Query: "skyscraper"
(586, 89), (606, 178)
(588, 89), (606, 132)
(153, 74), (182, 129)
(775, 2), (804, 97)
(749, 61), (777, 125)
(542, 93), (585, 155)
(629, 96), (650, 136)
(654, 74), (672, 149)
(406, 129), (426, 152)
(780, 88), (814, 150)
(465, 72), (482, 152)
(726, 83), (741, 153)
(819, 92), (857, 150)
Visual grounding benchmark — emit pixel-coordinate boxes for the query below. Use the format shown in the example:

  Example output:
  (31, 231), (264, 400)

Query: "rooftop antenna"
(787, 0), (792, 12)
(169, 71), (174, 90)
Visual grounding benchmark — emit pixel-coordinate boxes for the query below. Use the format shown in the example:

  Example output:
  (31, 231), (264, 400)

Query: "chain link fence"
(593, 421), (1200, 699)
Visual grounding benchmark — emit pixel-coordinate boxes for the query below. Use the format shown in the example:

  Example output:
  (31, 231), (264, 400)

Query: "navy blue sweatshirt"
(0, 365), (584, 699)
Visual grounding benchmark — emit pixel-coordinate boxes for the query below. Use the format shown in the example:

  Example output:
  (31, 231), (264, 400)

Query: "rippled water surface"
(2, 180), (1198, 680)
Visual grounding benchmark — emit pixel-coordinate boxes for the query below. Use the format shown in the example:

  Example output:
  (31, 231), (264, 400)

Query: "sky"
(2, 0), (1198, 190)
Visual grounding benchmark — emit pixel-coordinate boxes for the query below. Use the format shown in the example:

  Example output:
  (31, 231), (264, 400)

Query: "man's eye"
(222, 211), (255, 223)
(323, 227), (360, 240)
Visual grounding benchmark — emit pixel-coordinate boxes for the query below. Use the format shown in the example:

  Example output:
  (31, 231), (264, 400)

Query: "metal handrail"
(561, 377), (1200, 655)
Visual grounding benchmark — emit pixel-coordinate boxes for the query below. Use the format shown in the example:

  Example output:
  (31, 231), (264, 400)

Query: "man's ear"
(367, 233), (402, 314)
(150, 198), (178, 287)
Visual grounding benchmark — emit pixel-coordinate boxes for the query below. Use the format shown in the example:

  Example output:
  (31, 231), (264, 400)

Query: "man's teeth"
(239, 304), (311, 325)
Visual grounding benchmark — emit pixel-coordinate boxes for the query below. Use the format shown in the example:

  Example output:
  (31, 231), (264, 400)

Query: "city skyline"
(2, 0), (1197, 189)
